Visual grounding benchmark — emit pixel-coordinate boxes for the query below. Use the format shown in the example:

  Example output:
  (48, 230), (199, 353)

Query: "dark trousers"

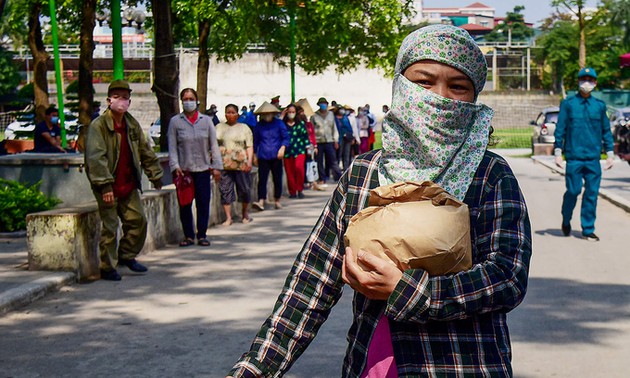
(316, 142), (341, 183)
(257, 158), (284, 200)
(179, 170), (211, 240)
(340, 139), (353, 171)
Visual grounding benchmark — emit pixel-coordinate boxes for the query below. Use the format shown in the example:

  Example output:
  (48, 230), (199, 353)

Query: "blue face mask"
(319, 104), (328, 111)
(51, 116), (59, 124)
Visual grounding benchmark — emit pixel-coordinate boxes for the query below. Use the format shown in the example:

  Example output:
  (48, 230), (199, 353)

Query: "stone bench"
(26, 188), (182, 282)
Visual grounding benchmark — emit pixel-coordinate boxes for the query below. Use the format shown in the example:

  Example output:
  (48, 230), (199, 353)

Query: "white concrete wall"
(179, 52), (394, 116)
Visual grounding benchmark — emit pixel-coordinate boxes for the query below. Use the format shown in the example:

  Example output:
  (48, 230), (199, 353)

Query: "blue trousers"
(179, 170), (211, 240)
(561, 159), (601, 235)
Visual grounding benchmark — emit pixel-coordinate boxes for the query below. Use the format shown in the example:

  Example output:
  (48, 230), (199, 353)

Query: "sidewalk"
(1, 150), (629, 316)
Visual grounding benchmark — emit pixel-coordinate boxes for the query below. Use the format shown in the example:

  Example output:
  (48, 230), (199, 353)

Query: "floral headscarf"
(378, 25), (494, 201)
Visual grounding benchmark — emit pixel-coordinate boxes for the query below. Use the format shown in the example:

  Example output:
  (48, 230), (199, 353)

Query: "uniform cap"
(578, 67), (597, 79)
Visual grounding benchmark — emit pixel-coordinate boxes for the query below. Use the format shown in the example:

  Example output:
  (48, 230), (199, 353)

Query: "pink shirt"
(360, 315), (398, 378)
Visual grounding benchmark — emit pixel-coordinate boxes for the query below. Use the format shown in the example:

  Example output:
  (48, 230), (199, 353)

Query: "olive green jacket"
(85, 108), (163, 194)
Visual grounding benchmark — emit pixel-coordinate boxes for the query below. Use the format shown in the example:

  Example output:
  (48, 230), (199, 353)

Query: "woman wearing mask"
(252, 102), (290, 211)
(282, 104), (310, 199)
(228, 25), (531, 377)
(168, 88), (222, 247)
(216, 104), (254, 225)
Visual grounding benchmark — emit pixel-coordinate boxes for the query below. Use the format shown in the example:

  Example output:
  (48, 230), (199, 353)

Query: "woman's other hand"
(277, 146), (286, 160)
(342, 247), (403, 300)
(174, 168), (184, 178)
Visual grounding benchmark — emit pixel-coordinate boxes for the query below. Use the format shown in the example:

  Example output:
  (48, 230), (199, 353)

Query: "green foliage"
(0, 46), (21, 96)
(17, 82), (34, 100)
(0, 179), (61, 232)
(536, 0), (629, 90)
(484, 6), (534, 42)
(171, 0), (413, 75)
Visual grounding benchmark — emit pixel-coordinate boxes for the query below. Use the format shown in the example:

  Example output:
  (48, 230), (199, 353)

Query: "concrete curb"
(532, 156), (630, 214)
(0, 272), (75, 315)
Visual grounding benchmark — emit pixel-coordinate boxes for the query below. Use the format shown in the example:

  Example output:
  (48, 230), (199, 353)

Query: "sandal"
(197, 238), (210, 246)
(179, 238), (194, 247)
(222, 219), (233, 227)
(242, 217), (253, 224)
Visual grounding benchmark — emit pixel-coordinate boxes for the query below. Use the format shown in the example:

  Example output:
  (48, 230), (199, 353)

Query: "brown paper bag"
(343, 181), (472, 276)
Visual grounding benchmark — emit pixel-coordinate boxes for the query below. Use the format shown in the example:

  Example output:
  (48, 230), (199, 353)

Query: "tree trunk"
(28, 1), (48, 123)
(151, 0), (179, 152)
(0, 0), (7, 21)
(578, 6), (586, 68)
(76, 0), (96, 153)
(197, 19), (211, 113)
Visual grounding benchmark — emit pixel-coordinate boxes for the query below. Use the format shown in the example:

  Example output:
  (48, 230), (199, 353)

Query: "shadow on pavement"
(510, 277), (630, 345)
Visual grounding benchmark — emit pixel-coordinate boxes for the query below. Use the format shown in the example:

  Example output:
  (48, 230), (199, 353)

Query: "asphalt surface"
(1, 149), (630, 377)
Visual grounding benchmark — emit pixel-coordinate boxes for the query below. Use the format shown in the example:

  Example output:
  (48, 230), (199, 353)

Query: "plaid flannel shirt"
(228, 149), (532, 377)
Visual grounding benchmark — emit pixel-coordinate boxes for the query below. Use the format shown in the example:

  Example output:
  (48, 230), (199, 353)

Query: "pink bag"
(173, 172), (195, 206)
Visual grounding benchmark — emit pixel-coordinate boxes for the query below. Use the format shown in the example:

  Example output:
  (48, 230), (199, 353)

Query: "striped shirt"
(228, 149), (532, 377)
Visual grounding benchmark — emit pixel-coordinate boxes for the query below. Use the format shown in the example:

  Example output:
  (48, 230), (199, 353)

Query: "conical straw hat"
(254, 101), (280, 114)
(294, 98), (314, 117)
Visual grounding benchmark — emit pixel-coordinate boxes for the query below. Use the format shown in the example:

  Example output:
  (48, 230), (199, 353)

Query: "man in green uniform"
(554, 67), (614, 241)
(85, 80), (164, 280)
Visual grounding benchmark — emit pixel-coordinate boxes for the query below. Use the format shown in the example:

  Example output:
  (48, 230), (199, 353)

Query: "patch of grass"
(492, 128), (532, 149)
(373, 131), (382, 150)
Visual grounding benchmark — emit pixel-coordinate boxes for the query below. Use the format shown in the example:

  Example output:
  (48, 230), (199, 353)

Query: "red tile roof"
(465, 2), (493, 8)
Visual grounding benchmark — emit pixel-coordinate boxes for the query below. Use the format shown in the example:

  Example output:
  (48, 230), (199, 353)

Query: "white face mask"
(579, 80), (596, 94)
(287, 113), (296, 120)
(109, 97), (130, 113)
(182, 100), (197, 112)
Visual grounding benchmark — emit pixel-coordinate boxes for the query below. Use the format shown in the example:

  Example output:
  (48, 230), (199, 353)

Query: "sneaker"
(289, 194), (297, 199)
(561, 223), (571, 236)
(100, 269), (122, 281)
(252, 200), (264, 211)
(297, 192), (305, 199)
(583, 233), (600, 242)
(119, 258), (148, 273)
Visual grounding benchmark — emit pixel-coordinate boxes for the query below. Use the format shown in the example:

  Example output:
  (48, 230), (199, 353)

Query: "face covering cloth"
(378, 24), (494, 201)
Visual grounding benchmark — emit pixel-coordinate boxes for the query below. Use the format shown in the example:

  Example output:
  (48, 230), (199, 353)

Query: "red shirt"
(186, 111), (199, 125)
(112, 119), (137, 198)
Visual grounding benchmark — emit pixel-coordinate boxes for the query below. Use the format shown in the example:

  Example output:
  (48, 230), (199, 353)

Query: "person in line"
(554, 67), (615, 242)
(168, 88), (223, 247)
(33, 107), (68, 153)
(85, 80), (164, 281)
(283, 104), (310, 199)
(227, 25), (531, 377)
(216, 104), (254, 226)
(252, 102), (290, 211)
(205, 104), (220, 126)
(334, 105), (355, 171)
(356, 106), (371, 154)
(346, 105), (361, 158)
(242, 102), (257, 130)
(310, 97), (341, 185)
(297, 105), (324, 192)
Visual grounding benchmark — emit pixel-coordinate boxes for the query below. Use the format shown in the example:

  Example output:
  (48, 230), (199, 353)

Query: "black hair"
(45, 107), (59, 116)
(180, 88), (198, 101)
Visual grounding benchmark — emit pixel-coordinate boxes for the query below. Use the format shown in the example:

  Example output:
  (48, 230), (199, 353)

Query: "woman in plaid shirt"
(228, 24), (531, 378)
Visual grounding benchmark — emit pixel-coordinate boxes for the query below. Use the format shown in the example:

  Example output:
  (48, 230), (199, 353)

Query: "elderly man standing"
(310, 97), (341, 185)
(554, 67), (615, 242)
(85, 80), (164, 281)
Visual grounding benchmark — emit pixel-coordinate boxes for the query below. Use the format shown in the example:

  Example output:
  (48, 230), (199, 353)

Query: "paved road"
(1, 151), (630, 377)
